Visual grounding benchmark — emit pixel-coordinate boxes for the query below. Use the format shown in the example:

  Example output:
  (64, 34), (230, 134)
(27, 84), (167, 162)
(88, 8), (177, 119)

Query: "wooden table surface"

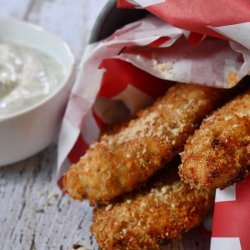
(0, 1), (210, 249)
(0, 1), (108, 249)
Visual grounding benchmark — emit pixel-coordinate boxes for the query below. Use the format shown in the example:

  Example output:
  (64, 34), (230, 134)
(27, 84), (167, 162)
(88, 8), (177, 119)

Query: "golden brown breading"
(63, 84), (222, 202)
(91, 167), (215, 250)
(179, 89), (250, 189)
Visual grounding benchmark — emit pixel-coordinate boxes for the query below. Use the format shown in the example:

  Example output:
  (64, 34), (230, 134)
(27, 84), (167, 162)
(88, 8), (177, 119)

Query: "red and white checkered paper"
(58, 1), (250, 249)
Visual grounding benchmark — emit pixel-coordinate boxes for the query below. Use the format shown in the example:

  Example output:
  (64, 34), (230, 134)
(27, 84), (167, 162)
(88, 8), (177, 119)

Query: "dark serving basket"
(90, 0), (146, 43)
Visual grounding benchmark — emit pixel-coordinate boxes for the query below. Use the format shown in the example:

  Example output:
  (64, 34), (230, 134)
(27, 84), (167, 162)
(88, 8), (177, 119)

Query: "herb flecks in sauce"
(0, 41), (64, 117)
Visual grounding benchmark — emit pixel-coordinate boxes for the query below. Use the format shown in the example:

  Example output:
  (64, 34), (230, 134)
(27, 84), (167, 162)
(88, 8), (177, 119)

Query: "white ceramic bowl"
(0, 19), (75, 166)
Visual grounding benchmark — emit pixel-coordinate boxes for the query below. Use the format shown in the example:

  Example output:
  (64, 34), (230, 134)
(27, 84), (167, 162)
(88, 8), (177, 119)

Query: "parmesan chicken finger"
(92, 167), (215, 250)
(179, 89), (250, 189)
(63, 83), (222, 202)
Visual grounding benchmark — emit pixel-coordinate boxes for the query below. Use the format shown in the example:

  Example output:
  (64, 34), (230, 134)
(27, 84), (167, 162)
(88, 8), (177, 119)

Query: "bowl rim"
(0, 18), (75, 122)
(89, 0), (116, 43)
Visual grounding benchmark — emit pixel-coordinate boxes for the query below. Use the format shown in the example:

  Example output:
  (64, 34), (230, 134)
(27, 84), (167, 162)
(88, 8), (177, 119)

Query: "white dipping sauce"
(0, 41), (64, 117)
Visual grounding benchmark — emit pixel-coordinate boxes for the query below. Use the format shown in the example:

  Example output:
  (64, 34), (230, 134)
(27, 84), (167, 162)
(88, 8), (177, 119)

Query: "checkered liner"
(58, 2), (250, 249)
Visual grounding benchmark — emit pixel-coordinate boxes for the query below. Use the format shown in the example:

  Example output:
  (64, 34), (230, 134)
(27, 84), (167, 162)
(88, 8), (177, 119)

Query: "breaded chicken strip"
(92, 167), (214, 250)
(63, 84), (222, 202)
(179, 89), (250, 189)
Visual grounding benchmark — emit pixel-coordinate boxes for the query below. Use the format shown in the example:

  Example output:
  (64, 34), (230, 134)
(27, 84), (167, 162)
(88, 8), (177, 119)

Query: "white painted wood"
(0, 0), (32, 19)
(0, 1), (208, 249)
(0, 1), (106, 249)
(0, 146), (98, 250)
(27, 0), (108, 61)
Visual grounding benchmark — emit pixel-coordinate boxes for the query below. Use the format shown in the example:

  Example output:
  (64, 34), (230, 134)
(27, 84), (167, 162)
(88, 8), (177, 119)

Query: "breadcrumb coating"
(63, 83), (222, 202)
(92, 167), (214, 250)
(179, 89), (250, 189)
